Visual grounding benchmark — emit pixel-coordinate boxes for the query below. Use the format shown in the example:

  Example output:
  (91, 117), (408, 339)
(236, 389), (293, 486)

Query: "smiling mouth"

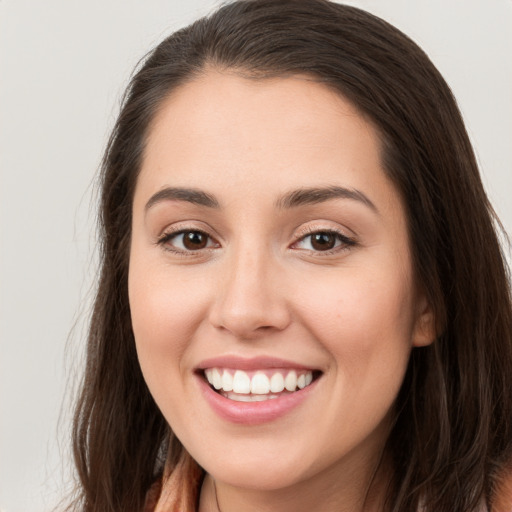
(203, 368), (322, 402)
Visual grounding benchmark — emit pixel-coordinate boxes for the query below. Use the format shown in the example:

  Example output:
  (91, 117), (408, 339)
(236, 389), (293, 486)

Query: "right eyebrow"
(275, 185), (379, 214)
(144, 187), (220, 212)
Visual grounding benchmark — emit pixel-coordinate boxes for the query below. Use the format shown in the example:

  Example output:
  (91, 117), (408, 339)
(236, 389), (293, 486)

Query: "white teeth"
(223, 392), (282, 402)
(204, 368), (315, 396)
(284, 370), (298, 391)
(221, 370), (233, 391)
(212, 368), (222, 390)
(270, 373), (285, 393)
(232, 370), (251, 394)
(230, 393), (251, 402)
(249, 394), (268, 401)
(251, 372), (270, 394)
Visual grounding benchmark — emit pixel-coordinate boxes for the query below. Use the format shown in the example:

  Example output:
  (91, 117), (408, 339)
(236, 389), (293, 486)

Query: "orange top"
(145, 451), (203, 512)
(145, 451), (512, 512)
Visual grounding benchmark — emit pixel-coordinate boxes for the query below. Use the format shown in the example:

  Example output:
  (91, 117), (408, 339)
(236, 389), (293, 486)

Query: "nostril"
(207, 277), (292, 337)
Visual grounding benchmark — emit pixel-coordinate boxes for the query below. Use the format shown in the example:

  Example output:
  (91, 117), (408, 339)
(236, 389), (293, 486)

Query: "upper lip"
(196, 355), (318, 372)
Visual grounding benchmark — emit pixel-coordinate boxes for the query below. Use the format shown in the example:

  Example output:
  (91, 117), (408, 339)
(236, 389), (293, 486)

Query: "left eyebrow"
(144, 186), (220, 212)
(275, 186), (379, 214)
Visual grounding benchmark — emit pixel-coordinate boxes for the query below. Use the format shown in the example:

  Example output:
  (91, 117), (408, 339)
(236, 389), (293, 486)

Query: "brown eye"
(310, 232), (337, 251)
(159, 229), (218, 252)
(293, 229), (355, 253)
(182, 231), (208, 250)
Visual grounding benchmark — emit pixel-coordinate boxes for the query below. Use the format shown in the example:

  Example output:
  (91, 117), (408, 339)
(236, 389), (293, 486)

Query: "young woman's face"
(129, 72), (433, 496)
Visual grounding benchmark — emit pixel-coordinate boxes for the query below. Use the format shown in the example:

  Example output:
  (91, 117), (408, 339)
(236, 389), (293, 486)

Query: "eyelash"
(157, 228), (219, 255)
(156, 227), (356, 256)
(291, 227), (357, 255)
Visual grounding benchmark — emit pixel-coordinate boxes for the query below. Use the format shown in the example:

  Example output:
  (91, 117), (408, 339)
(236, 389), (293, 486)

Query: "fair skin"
(129, 71), (434, 512)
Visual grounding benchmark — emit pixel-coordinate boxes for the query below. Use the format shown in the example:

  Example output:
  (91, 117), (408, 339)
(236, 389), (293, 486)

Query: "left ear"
(411, 292), (436, 347)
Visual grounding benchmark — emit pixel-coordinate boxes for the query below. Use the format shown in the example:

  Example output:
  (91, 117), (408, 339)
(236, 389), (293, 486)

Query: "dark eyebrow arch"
(275, 186), (378, 213)
(145, 187), (220, 212)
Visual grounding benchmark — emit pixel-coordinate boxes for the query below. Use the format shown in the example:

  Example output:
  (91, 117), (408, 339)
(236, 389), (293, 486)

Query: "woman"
(69, 0), (512, 510)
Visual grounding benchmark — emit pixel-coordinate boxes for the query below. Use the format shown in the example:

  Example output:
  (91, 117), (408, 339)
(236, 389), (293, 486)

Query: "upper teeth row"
(204, 368), (313, 394)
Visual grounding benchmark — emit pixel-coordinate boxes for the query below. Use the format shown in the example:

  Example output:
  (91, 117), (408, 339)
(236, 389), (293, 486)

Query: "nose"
(208, 246), (291, 339)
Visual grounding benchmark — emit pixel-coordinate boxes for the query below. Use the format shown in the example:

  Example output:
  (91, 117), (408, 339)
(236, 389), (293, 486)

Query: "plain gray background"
(1, 1), (511, 510)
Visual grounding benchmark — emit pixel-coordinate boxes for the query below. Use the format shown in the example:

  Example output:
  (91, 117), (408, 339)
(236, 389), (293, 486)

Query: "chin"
(185, 439), (299, 489)
(207, 463), (306, 492)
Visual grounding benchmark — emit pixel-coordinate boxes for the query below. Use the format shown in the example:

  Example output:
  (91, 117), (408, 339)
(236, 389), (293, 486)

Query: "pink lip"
(196, 355), (316, 371)
(195, 370), (320, 426)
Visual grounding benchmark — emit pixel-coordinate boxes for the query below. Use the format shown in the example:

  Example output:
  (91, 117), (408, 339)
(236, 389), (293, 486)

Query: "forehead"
(136, 71), (398, 211)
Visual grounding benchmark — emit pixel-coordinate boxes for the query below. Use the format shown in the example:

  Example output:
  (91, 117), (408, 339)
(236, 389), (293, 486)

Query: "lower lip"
(196, 373), (319, 425)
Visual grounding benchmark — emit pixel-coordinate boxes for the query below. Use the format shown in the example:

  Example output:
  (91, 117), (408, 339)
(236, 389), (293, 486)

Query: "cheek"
(128, 257), (209, 388)
(292, 265), (415, 377)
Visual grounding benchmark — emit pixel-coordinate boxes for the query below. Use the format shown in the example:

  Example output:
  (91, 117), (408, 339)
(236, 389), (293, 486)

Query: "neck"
(199, 449), (392, 512)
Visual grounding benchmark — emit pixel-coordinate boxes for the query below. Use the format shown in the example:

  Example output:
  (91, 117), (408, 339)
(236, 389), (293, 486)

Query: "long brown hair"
(70, 1), (512, 510)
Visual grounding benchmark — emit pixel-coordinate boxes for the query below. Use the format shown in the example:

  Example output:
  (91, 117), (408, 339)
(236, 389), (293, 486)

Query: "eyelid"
(295, 217), (356, 234)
